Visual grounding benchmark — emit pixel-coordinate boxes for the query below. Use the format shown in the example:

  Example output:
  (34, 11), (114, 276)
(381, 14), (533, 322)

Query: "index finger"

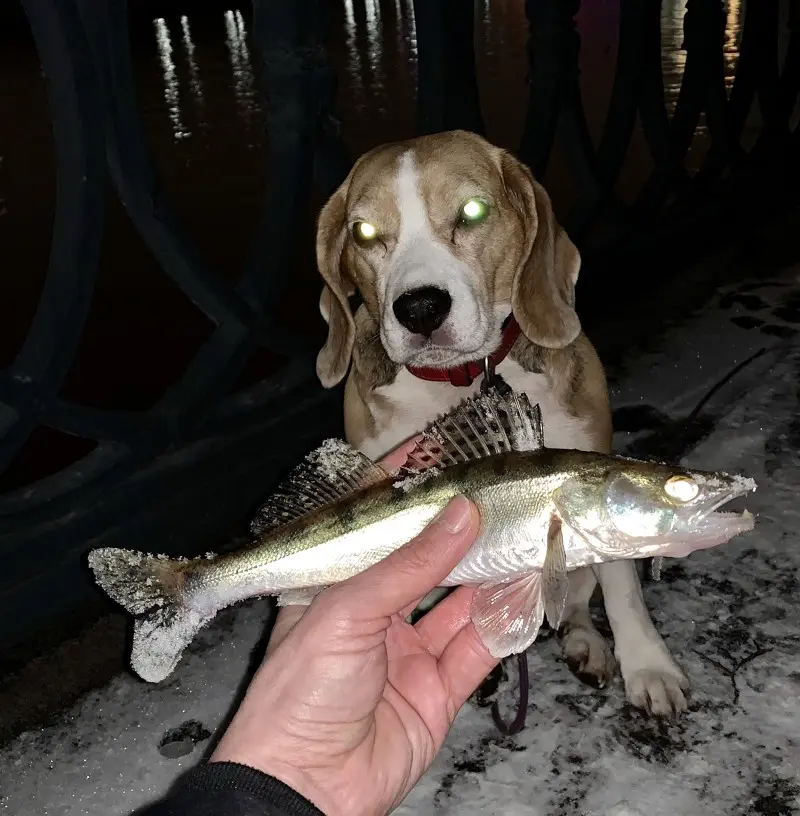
(438, 620), (500, 716)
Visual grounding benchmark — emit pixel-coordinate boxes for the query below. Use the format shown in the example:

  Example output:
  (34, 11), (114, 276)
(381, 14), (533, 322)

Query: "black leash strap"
(491, 655), (530, 735)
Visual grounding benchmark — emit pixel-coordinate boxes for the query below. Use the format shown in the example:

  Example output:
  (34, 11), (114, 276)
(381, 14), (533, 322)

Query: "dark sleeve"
(136, 761), (326, 816)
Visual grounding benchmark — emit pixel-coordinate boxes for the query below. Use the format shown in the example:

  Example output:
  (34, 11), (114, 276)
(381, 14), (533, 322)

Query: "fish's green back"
(218, 449), (602, 567)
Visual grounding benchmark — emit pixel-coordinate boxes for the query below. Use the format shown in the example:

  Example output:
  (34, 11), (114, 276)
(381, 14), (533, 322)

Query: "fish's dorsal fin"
(402, 387), (545, 472)
(250, 439), (389, 536)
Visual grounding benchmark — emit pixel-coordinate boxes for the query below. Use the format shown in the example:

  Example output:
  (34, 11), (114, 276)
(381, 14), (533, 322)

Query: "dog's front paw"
(623, 664), (689, 718)
(559, 623), (617, 690)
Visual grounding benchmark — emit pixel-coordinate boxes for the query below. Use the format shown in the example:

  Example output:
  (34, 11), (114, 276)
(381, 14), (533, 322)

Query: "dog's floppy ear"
(500, 152), (581, 349)
(315, 182), (356, 388)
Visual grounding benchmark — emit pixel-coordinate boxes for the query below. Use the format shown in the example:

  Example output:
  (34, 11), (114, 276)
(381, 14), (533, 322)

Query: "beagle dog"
(313, 130), (689, 717)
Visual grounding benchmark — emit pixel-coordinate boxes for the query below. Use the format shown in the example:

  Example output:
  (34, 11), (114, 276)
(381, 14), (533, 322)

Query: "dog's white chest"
(356, 358), (593, 460)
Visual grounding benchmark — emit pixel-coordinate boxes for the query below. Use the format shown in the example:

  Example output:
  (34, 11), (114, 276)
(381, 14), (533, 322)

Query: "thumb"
(327, 496), (480, 620)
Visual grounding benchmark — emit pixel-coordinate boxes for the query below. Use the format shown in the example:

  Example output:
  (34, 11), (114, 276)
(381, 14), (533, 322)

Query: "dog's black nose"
(392, 287), (452, 337)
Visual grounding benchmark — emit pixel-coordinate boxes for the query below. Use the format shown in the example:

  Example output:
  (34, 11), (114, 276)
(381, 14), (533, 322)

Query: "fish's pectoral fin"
(398, 389), (544, 476)
(251, 440), (389, 536)
(276, 586), (326, 607)
(470, 572), (545, 659)
(543, 514), (568, 630)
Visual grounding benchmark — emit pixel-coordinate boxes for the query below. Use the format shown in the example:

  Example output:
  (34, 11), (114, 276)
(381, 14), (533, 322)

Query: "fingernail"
(437, 496), (471, 533)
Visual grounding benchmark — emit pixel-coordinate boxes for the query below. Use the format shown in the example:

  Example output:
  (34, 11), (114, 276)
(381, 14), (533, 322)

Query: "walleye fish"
(88, 389), (756, 684)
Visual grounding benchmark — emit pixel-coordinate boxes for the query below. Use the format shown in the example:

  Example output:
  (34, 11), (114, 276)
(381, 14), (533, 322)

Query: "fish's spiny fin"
(470, 571), (546, 659)
(87, 547), (213, 683)
(399, 387), (544, 475)
(251, 438), (389, 536)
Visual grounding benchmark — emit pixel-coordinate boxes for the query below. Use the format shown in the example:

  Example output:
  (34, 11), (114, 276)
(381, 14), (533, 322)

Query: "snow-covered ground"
(2, 266), (800, 816)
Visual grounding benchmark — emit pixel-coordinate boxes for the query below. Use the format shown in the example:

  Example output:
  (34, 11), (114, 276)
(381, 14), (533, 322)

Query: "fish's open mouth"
(706, 505), (754, 529)
(700, 483), (755, 519)
(687, 482), (757, 544)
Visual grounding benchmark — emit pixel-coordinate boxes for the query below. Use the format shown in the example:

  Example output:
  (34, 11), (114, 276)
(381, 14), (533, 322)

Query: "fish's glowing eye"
(664, 475), (699, 503)
(458, 198), (489, 225)
(352, 221), (378, 243)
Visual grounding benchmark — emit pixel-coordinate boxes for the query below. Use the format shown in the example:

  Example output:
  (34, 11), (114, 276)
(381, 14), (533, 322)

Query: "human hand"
(210, 451), (497, 815)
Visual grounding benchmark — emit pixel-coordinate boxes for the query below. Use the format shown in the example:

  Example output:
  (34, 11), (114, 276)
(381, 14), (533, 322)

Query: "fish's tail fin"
(87, 548), (210, 683)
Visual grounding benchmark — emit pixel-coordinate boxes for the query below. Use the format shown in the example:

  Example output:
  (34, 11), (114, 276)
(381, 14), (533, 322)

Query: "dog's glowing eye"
(664, 475), (699, 503)
(352, 221), (378, 243)
(459, 198), (489, 225)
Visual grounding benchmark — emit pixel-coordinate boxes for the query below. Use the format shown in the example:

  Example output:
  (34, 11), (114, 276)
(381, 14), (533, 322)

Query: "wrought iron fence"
(1, 0), (798, 654)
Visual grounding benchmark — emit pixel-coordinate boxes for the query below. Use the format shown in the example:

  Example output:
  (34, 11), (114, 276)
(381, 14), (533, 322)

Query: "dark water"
(0, 0), (746, 485)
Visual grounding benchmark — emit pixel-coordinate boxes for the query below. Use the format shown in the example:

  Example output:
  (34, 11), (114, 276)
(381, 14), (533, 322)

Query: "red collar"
(405, 315), (522, 387)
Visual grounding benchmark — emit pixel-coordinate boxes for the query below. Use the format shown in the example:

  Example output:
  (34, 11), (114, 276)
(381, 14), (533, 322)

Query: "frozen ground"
(2, 267), (800, 815)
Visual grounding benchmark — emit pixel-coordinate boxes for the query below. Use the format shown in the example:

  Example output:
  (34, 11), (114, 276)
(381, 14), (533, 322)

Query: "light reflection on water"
(661, 0), (743, 101)
(223, 9), (257, 123)
(343, 0), (365, 110)
(180, 15), (204, 109)
(403, 0), (418, 62)
(151, 0), (745, 145)
(364, 0), (386, 93)
(153, 18), (190, 140)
